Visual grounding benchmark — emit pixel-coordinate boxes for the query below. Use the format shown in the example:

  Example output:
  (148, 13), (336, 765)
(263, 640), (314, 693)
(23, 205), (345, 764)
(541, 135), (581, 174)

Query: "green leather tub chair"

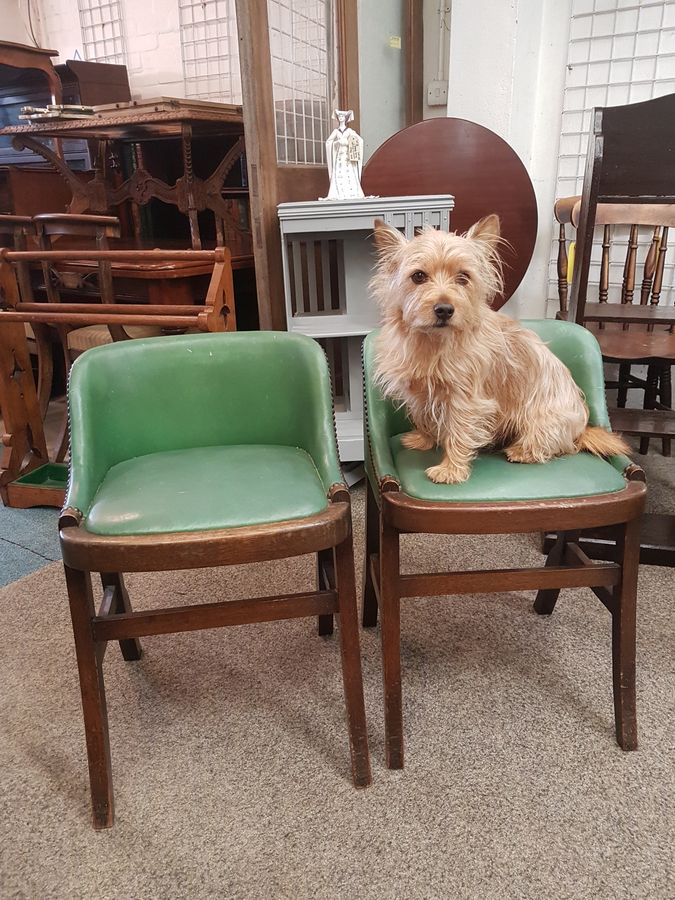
(60, 331), (371, 829)
(362, 319), (646, 769)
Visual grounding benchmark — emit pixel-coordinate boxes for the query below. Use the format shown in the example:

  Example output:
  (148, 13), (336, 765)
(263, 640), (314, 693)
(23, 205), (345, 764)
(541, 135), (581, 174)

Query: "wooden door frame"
(336, 0), (360, 121)
(405, 0), (424, 126)
(236, 0), (360, 331)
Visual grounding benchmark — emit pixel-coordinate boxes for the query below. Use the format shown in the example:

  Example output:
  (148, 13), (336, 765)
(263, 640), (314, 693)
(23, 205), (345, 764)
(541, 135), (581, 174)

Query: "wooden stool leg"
(64, 565), (114, 829)
(659, 365), (671, 457)
(534, 532), (571, 615)
(617, 362), (631, 408)
(100, 572), (142, 661)
(640, 365), (660, 455)
(334, 534), (371, 787)
(612, 518), (640, 751)
(362, 478), (380, 628)
(380, 519), (403, 768)
(317, 548), (334, 636)
(31, 322), (54, 420)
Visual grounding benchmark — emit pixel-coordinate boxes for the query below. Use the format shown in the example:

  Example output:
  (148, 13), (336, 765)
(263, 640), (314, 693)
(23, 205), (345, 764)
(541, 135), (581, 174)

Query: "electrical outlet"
(427, 79), (448, 107)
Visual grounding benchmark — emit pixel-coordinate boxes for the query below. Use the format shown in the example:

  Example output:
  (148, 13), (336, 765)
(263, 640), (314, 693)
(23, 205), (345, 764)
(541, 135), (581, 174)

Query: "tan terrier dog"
(371, 214), (628, 484)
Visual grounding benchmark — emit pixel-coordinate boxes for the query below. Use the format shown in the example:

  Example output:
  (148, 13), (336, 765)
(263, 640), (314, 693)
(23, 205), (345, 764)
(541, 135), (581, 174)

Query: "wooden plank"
(404, 0), (424, 126)
(336, 0), (360, 122)
(1, 311), (199, 328)
(235, 0), (286, 330)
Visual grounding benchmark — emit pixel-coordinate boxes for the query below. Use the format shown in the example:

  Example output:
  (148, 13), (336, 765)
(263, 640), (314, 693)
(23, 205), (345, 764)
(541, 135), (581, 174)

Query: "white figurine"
(324, 109), (365, 200)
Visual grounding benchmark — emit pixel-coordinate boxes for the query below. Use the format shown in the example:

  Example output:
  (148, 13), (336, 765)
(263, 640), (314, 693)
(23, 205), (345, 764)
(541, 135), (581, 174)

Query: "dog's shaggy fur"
(371, 214), (628, 484)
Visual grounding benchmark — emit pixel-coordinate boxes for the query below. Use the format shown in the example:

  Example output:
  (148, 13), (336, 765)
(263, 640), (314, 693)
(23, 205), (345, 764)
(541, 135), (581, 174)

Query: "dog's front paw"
(425, 462), (471, 484)
(505, 444), (539, 464)
(401, 430), (435, 451)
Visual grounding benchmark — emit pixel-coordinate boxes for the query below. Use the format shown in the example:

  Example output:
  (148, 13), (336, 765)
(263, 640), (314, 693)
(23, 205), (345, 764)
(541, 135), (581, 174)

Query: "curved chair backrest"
(67, 331), (343, 510)
(363, 319), (611, 447)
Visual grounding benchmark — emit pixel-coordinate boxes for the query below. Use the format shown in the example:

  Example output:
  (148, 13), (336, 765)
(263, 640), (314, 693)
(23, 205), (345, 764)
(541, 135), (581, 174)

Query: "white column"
(447, 0), (572, 318)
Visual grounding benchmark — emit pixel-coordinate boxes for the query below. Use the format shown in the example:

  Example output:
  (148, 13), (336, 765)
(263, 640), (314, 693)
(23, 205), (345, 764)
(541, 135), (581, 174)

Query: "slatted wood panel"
(287, 238), (343, 315)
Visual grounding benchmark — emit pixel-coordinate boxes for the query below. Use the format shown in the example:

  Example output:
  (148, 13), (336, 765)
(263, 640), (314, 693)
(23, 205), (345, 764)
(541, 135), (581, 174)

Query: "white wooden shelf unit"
(278, 194), (454, 460)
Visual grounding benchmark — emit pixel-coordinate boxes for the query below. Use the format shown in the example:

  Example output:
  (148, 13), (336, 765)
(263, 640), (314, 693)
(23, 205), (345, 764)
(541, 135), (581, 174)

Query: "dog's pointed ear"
(373, 219), (406, 257)
(466, 214), (501, 249)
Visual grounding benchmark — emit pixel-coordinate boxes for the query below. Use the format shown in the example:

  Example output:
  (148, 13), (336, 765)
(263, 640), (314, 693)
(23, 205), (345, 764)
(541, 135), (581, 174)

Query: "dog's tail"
(575, 425), (630, 457)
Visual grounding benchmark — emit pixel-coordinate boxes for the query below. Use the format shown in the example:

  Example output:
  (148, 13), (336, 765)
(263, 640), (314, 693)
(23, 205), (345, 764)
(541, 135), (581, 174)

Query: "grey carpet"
(0, 505), (60, 587)
(1, 486), (674, 900)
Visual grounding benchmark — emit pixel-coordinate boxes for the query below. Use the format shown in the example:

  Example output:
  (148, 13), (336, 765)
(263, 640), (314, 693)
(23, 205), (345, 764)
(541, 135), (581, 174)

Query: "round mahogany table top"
(362, 118), (538, 308)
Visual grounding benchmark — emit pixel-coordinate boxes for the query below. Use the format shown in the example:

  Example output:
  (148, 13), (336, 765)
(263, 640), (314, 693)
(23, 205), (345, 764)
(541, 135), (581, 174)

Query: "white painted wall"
(447, 0), (572, 318)
(1, 0), (42, 44)
(422, 0), (450, 120)
(36, 0), (186, 99)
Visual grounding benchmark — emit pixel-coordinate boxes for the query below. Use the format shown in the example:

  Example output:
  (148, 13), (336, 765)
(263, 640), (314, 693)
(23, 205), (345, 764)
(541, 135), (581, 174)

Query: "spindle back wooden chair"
(562, 93), (675, 456)
(0, 215), (54, 419)
(555, 198), (675, 455)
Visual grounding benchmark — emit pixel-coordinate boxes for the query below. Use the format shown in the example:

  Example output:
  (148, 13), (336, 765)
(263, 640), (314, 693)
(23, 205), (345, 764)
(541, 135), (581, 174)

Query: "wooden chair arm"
(0, 214), (34, 227)
(554, 196), (580, 225)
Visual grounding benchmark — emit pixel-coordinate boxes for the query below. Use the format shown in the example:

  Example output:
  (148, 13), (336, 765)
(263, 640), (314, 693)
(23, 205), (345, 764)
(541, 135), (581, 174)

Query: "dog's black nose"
(433, 303), (455, 321)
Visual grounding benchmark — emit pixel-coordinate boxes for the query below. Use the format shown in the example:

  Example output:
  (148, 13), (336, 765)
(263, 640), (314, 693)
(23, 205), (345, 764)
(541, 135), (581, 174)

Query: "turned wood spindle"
(557, 222), (568, 318)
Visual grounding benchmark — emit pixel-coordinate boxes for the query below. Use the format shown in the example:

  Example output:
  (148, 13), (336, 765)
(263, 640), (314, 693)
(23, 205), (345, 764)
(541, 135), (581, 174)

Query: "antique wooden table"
(0, 98), (248, 251)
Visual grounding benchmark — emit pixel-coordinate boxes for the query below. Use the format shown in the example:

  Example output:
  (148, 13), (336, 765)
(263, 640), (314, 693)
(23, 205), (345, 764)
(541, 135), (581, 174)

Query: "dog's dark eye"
(411, 271), (428, 284)
(455, 271), (471, 285)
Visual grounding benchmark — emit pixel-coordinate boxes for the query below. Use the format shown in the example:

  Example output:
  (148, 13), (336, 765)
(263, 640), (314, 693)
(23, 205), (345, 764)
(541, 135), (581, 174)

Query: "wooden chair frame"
(0, 248), (235, 506)
(60, 482), (371, 830)
(554, 197), (675, 456)
(0, 215), (54, 419)
(566, 95), (675, 461)
(362, 468), (646, 770)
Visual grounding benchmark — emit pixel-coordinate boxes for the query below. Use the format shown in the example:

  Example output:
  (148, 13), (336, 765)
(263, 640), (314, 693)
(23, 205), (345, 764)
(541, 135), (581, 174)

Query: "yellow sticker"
(388, 35), (402, 49)
(567, 240), (576, 283)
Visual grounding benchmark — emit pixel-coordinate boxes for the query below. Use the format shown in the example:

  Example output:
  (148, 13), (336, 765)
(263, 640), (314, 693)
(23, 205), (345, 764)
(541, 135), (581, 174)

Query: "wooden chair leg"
(317, 547), (334, 636)
(660, 364), (671, 457)
(379, 519), (403, 769)
(31, 322), (54, 420)
(64, 565), (114, 829)
(617, 362), (631, 408)
(100, 572), (142, 661)
(333, 534), (372, 787)
(534, 531), (572, 615)
(362, 478), (380, 628)
(612, 518), (640, 751)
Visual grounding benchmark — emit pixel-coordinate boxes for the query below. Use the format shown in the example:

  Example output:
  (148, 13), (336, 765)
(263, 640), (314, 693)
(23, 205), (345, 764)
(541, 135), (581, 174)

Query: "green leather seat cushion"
(84, 444), (328, 536)
(391, 434), (626, 502)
